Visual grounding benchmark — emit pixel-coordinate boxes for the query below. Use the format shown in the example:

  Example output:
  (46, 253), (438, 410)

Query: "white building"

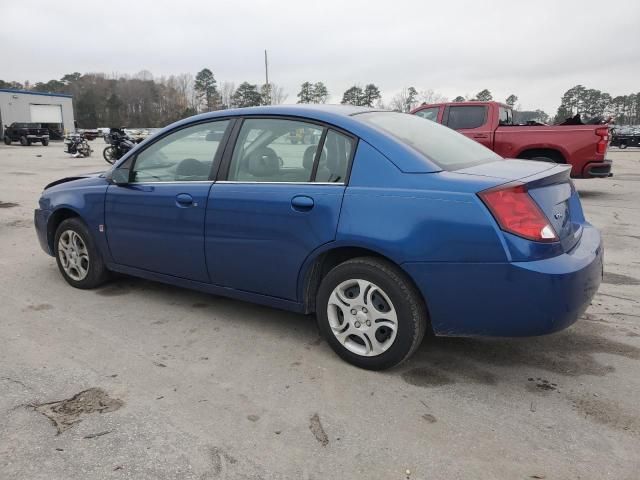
(0, 89), (75, 139)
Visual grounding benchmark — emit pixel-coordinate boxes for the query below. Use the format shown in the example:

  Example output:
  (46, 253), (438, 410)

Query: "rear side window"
(358, 111), (501, 171)
(499, 107), (513, 125)
(414, 107), (440, 122)
(227, 118), (323, 182)
(446, 106), (487, 129)
(314, 130), (352, 183)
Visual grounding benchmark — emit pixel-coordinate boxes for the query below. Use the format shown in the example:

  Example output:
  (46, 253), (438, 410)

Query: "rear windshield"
(358, 111), (502, 171)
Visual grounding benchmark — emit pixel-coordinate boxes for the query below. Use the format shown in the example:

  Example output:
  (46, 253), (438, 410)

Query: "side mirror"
(110, 168), (130, 185)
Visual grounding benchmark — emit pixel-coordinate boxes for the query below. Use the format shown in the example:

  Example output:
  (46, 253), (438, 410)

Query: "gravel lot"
(0, 142), (638, 480)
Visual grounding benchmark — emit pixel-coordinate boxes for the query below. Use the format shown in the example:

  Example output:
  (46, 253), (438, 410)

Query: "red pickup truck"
(411, 101), (612, 178)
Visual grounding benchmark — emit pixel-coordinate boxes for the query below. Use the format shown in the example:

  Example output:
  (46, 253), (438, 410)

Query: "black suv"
(3, 122), (50, 146)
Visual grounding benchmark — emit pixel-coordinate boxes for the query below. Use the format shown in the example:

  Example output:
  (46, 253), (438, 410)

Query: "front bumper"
(402, 224), (603, 337)
(34, 208), (53, 256)
(27, 135), (49, 140)
(582, 159), (612, 178)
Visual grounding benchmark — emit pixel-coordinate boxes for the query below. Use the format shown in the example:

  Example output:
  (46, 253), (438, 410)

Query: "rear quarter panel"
(336, 141), (508, 263)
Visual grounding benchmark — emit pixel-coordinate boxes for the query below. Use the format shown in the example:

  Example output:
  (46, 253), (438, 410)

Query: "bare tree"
(270, 84), (288, 104)
(220, 82), (236, 109)
(419, 89), (448, 105)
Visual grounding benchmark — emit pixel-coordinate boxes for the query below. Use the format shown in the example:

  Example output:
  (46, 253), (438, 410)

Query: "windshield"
(358, 111), (502, 171)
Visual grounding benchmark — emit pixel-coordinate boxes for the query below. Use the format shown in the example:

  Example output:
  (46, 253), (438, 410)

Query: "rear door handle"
(291, 195), (314, 211)
(176, 193), (194, 207)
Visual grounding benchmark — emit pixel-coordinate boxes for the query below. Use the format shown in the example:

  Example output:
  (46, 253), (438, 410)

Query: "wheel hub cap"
(327, 279), (398, 357)
(58, 230), (90, 281)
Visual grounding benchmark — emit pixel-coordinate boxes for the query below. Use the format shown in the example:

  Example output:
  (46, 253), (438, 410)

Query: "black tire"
(20, 136), (28, 146)
(619, 142), (627, 149)
(3, 136), (10, 145)
(54, 217), (109, 289)
(103, 146), (117, 164)
(316, 257), (428, 370)
(41, 138), (49, 146)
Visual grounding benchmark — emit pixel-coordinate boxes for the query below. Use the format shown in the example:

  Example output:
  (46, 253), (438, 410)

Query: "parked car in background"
(34, 105), (603, 370)
(3, 122), (49, 146)
(611, 126), (640, 149)
(412, 101), (612, 178)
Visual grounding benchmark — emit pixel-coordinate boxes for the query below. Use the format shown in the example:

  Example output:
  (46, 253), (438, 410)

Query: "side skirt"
(105, 263), (306, 314)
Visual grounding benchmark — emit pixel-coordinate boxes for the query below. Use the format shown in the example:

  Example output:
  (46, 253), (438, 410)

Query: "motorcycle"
(103, 128), (139, 164)
(64, 133), (92, 157)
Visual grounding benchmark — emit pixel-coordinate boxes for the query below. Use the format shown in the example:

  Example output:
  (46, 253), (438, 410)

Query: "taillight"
(595, 127), (609, 155)
(479, 184), (558, 242)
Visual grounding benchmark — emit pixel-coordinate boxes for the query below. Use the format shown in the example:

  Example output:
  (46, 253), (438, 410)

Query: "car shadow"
(94, 276), (639, 384)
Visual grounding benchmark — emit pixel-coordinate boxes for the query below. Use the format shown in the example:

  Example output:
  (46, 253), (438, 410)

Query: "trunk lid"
(457, 159), (581, 251)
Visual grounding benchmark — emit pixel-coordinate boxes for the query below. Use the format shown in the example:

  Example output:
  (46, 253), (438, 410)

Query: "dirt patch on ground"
(570, 394), (640, 437)
(603, 272), (640, 286)
(309, 413), (329, 446)
(6, 219), (31, 228)
(33, 388), (123, 434)
(0, 201), (19, 208)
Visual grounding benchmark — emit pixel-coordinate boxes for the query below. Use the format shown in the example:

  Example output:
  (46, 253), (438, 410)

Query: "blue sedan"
(34, 105), (603, 370)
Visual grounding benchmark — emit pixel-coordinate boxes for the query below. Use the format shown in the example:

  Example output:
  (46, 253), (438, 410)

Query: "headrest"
(303, 146), (327, 170)
(176, 158), (209, 178)
(247, 147), (280, 177)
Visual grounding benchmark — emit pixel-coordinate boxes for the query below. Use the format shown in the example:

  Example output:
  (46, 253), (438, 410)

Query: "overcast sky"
(2, 0), (639, 114)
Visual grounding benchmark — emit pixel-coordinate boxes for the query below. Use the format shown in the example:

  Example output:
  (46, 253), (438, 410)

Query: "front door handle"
(176, 193), (194, 207)
(472, 134), (489, 139)
(291, 195), (314, 211)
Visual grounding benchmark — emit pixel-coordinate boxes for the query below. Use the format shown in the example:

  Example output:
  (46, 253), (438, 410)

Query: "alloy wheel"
(327, 279), (398, 357)
(58, 230), (90, 281)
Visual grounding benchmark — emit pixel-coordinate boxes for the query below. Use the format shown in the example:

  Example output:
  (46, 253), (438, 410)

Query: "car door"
(206, 117), (355, 300)
(105, 119), (231, 282)
(444, 104), (493, 149)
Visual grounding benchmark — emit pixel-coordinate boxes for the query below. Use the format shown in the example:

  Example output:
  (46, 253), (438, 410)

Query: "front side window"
(132, 120), (229, 182)
(227, 118), (324, 182)
(446, 106), (487, 129)
(359, 111), (501, 171)
(414, 107), (440, 122)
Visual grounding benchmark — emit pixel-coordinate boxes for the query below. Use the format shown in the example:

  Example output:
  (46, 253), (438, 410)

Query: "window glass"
(358, 111), (501, 171)
(132, 120), (229, 182)
(228, 118), (323, 182)
(414, 107), (439, 122)
(446, 106), (487, 129)
(499, 106), (513, 125)
(314, 130), (352, 183)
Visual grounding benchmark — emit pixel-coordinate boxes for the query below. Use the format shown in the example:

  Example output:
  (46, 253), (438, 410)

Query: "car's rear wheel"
(316, 257), (427, 370)
(3, 136), (10, 145)
(54, 218), (109, 289)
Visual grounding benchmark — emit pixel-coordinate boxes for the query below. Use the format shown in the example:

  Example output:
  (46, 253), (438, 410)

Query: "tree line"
(2, 71), (636, 127)
(555, 85), (640, 125)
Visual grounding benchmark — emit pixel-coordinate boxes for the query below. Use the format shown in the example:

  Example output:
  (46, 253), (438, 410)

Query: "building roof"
(0, 88), (73, 98)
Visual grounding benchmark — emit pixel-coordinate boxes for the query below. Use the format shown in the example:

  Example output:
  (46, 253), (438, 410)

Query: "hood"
(44, 171), (106, 190)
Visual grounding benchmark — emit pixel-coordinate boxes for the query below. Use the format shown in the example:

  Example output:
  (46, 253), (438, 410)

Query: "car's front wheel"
(54, 218), (109, 289)
(3, 136), (10, 145)
(41, 138), (49, 146)
(316, 257), (427, 370)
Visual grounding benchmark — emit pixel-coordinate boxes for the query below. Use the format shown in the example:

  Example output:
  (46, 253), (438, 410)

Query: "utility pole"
(264, 49), (270, 105)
